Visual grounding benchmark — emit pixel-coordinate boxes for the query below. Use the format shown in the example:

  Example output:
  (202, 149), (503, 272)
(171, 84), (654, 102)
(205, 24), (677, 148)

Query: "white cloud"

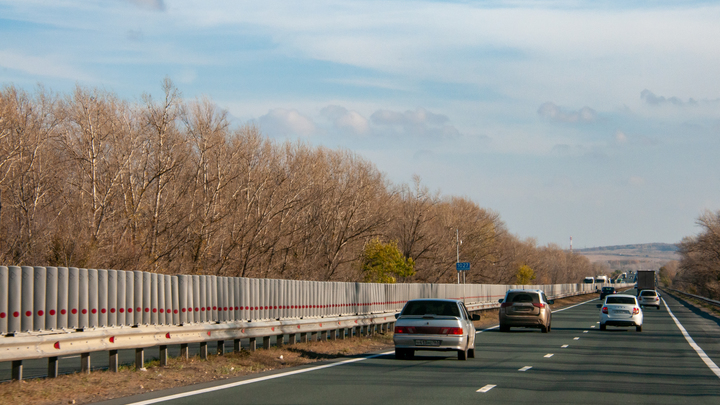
(0, 49), (93, 82)
(124, 0), (165, 11)
(614, 131), (627, 144)
(370, 108), (459, 139)
(258, 108), (317, 137)
(538, 102), (597, 123)
(320, 105), (369, 135)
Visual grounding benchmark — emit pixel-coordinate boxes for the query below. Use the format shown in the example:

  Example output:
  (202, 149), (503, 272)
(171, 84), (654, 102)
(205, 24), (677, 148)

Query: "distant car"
(638, 289), (661, 310)
(599, 294), (643, 332)
(393, 299), (479, 360)
(599, 286), (617, 300)
(498, 289), (554, 333)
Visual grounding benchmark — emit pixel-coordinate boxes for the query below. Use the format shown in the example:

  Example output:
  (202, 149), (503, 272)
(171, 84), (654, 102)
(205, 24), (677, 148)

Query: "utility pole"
(456, 229), (460, 284)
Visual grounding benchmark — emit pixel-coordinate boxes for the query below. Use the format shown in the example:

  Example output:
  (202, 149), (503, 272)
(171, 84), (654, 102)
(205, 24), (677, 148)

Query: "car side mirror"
(547, 300), (554, 305)
(498, 299), (504, 303)
(394, 313), (401, 319)
(471, 314), (481, 321)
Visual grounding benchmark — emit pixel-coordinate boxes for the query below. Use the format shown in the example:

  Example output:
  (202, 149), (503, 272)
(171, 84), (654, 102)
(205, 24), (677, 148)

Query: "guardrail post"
(48, 356), (59, 378)
(180, 343), (189, 359)
(330, 329), (337, 340)
(263, 336), (270, 349)
(234, 339), (241, 353)
(320, 330), (327, 341)
(339, 328), (346, 340)
(300, 332), (307, 343)
(277, 335), (284, 347)
(217, 340), (225, 355)
(160, 345), (168, 366)
(200, 342), (208, 359)
(81, 353), (90, 374)
(11, 360), (22, 381)
(310, 331), (317, 342)
(135, 348), (144, 370)
(248, 337), (256, 351)
(109, 350), (119, 372)
(289, 333), (296, 345)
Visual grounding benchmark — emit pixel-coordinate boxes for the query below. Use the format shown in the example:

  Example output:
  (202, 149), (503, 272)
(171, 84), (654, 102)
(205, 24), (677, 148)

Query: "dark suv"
(599, 286), (617, 300)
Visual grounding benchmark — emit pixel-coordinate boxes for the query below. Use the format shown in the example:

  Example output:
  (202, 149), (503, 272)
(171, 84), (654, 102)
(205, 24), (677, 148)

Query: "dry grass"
(0, 294), (596, 405)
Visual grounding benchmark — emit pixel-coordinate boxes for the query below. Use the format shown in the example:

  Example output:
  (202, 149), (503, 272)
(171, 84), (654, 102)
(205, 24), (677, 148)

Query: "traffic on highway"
(94, 289), (720, 405)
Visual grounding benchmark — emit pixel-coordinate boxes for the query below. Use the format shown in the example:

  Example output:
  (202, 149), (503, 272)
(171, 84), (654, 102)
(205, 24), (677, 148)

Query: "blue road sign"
(456, 262), (471, 271)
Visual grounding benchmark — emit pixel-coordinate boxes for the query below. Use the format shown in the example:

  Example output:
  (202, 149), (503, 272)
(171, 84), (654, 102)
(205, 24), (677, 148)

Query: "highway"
(94, 290), (720, 404)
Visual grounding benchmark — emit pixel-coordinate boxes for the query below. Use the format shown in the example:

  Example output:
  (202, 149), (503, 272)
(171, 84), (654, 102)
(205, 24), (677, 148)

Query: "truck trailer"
(635, 270), (656, 293)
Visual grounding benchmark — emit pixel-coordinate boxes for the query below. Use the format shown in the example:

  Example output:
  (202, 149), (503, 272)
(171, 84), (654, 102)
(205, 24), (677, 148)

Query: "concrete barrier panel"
(108, 270), (118, 326)
(21, 266), (34, 332)
(0, 266), (8, 334)
(98, 269), (108, 327)
(7, 266), (21, 334)
(142, 271), (152, 325)
(33, 267), (46, 332)
(164, 275), (173, 325)
(78, 268), (89, 330)
(88, 269), (99, 328)
(151, 273), (159, 325)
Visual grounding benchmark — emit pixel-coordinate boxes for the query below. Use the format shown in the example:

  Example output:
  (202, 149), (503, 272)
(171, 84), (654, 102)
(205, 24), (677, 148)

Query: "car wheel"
(657, 306), (660, 310)
(499, 325), (510, 332)
(394, 349), (404, 359)
(458, 348), (467, 361)
(406, 349), (414, 359)
(541, 325), (548, 333)
(468, 348), (475, 358)
(599, 324), (606, 331)
(636, 325), (642, 332)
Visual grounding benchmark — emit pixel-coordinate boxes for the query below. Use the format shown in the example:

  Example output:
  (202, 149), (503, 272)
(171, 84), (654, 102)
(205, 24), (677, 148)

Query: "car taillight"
(442, 327), (464, 335)
(500, 302), (512, 308)
(532, 303), (545, 308)
(602, 306), (608, 314)
(394, 326), (408, 334)
(633, 307), (640, 315)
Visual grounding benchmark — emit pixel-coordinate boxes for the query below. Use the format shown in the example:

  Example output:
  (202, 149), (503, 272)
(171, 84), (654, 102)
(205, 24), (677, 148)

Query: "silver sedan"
(393, 299), (479, 360)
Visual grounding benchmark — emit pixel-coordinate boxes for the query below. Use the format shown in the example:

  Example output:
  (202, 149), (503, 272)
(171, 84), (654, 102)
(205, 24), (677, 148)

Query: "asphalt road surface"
(94, 290), (720, 405)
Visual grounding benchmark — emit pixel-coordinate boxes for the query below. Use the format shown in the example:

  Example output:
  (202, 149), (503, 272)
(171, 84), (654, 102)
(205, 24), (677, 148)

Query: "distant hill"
(575, 243), (679, 271)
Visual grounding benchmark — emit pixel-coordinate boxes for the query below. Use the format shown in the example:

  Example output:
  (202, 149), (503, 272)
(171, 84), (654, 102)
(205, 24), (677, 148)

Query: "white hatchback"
(599, 294), (643, 332)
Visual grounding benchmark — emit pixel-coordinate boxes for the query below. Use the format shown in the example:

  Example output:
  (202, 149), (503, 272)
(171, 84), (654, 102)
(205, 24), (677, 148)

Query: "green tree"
(516, 264), (536, 285)
(361, 237), (415, 283)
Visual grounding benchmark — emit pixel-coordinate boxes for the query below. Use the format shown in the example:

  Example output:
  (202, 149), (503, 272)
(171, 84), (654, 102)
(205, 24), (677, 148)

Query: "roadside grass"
(664, 290), (720, 318)
(0, 293), (597, 405)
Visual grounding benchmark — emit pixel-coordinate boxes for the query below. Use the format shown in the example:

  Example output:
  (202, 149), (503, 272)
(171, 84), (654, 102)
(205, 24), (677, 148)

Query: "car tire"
(599, 324), (606, 331)
(636, 325), (642, 332)
(468, 348), (475, 358)
(541, 324), (548, 333)
(458, 348), (467, 361)
(657, 306), (660, 310)
(394, 349), (404, 359)
(406, 349), (414, 359)
(499, 325), (510, 332)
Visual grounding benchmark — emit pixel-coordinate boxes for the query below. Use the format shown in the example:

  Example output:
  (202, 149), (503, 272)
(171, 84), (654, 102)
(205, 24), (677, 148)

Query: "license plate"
(515, 307), (531, 311)
(415, 340), (441, 346)
(612, 309), (630, 314)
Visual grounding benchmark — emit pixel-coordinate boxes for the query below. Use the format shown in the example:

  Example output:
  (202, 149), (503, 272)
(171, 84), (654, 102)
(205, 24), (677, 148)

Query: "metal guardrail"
(665, 288), (720, 308)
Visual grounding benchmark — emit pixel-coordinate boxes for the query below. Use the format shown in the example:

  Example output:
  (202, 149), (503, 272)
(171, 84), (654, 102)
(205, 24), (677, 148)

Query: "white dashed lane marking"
(519, 366), (533, 371)
(477, 384), (497, 393)
(561, 345), (569, 348)
(544, 354), (554, 358)
(574, 337), (580, 340)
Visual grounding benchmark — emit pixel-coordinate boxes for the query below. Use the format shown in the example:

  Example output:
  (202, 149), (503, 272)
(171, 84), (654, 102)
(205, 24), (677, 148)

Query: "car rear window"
(640, 291), (657, 297)
(402, 301), (460, 317)
(602, 287), (614, 292)
(606, 297), (636, 305)
(505, 292), (539, 303)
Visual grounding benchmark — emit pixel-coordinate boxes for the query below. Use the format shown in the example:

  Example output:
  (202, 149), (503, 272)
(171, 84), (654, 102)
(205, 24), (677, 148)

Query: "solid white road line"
(663, 298), (720, 379)
(544, 354), (554, 358)
(477, 384), (497, 393)
(518, 366), (532, 371)
(123, 351), (396, 405)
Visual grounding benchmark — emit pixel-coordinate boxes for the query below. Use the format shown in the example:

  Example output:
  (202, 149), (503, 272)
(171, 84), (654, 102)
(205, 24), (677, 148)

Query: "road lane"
(97, 293), (720, 405)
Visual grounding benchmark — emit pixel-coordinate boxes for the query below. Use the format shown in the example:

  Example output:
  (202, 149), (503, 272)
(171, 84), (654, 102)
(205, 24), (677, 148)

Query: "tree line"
(0, 80), (607, 284)
(672, 210), (720, 299)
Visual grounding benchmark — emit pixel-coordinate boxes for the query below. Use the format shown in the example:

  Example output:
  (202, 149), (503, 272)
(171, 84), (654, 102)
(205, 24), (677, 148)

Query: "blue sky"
(2, 0), (719, 248)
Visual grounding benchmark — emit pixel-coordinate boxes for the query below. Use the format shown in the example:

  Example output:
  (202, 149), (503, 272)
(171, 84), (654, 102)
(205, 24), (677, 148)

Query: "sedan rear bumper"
(393, 334), (467, 351)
